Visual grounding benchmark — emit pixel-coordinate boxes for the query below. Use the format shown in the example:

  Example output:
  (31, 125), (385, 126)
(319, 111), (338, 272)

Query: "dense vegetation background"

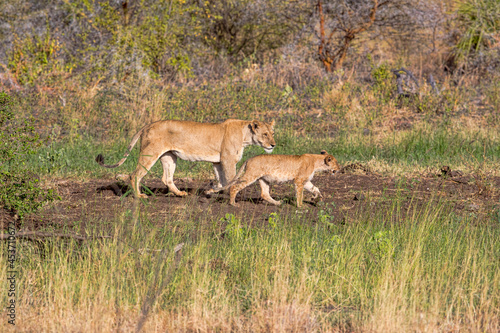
(0, 1), (499, 332)
(1, 0), (499, 129)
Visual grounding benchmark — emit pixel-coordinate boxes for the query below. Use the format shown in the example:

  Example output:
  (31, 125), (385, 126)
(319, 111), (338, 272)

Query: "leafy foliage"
(60, 0), (205, 79)
(455, 0), (500, 64)
(0, 92), (56, 219)
(367, 230), (394, 262)
(7, 28), (69, 85)
(197, 0), (302, 58)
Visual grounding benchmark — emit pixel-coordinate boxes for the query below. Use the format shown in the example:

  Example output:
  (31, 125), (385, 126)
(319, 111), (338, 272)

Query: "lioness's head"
(250, 120), (276, 153)
(321, 150), (341, 175)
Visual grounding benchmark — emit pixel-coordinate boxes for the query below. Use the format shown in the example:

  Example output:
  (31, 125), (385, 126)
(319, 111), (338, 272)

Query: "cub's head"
(250, 120), (276, 153)
(321, 150), (341, 175)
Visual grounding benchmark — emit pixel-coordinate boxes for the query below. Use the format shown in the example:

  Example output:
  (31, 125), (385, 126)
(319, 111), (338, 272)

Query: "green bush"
(7, 26), (70, 86)
(455, 0), (500, 64)
(0, 92), (56, 219)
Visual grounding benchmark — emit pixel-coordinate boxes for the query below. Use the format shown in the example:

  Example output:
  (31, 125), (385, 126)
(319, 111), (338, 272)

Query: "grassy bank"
(1, 197), (498, 332)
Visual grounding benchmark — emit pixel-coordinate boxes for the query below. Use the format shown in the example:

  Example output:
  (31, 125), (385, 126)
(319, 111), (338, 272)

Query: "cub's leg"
(294, 180), (306, 208)
(258, 179), (281, 206)
(304, 181), (323, 200)
(228, 175), (259, 206)
(159, 152), (188, 197)
(130, 146), (163, 199)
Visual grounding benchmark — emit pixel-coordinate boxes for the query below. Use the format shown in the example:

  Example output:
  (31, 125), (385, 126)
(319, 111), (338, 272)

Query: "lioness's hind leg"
(130, 149), (163, 199)
(258, 179), (281, 206)
(160, 152), (187, 197)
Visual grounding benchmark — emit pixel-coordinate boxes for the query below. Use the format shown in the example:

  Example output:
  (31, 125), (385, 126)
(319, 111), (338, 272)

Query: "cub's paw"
(205, 188), (216, 195)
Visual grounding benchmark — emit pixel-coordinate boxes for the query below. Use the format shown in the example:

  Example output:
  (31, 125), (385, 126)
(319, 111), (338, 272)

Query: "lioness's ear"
(270, 120), (275, 127)
(325, 156), (332, 164)
(321, 150), (327, 155)
(251, 120), (259, 131)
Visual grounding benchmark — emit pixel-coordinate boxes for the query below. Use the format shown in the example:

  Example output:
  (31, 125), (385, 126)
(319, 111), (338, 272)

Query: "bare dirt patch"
(2, 167), (499, 235)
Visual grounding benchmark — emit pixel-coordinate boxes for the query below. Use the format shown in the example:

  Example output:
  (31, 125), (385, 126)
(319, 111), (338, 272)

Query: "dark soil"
(2, 168), (500, 234)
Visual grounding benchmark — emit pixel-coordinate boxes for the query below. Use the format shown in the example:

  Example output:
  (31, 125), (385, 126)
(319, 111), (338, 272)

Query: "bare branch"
(428, 74), (440, 95)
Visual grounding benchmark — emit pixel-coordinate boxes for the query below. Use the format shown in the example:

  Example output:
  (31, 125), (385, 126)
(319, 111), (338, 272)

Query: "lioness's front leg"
(221, 159), (238, 186)
(212, 163), (224, 189)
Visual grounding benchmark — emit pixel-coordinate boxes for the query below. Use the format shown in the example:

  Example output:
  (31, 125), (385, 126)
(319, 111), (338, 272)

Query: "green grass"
(28, 123), (500, 180)
(1, 198), (498, 331)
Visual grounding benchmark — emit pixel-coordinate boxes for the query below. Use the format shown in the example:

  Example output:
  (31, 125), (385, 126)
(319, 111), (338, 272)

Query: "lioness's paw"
(116, 174), (129, 182)
(177, 191), (188, 197)
(137, 193), (148, 199)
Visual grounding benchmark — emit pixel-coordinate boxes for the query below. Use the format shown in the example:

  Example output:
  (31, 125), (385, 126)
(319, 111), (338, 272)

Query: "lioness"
(208, 150), (341, 207)
(96, 119), (276, 198)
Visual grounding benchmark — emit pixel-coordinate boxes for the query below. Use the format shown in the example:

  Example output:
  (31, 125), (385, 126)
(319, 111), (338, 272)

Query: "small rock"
(440, 166), (451, 177)
(440, 166), (463, 178)
(353, 193), (365, 201)
(363, 128), (370, 136)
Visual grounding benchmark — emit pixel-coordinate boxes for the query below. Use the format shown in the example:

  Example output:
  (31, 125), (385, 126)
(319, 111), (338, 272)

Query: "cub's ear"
(321, 150), (328, 155)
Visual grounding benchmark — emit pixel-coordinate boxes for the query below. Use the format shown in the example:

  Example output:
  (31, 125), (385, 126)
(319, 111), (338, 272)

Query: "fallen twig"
(0, 231), (111, 241)
(392, 67), (419, 97)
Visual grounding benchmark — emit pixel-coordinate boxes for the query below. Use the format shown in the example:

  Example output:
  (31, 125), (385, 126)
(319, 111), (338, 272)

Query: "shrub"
(0, 92), (56, 219)
(7, 27), (69, 86)
(455, 0), (500, 66)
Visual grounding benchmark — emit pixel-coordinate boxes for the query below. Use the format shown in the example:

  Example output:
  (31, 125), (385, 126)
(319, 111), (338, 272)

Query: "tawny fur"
(96, 119), (276, 198)
(209, 151), (341, 207)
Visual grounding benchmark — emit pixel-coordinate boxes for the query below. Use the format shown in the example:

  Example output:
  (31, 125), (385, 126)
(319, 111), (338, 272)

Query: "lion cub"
(209, 151), (341, 208)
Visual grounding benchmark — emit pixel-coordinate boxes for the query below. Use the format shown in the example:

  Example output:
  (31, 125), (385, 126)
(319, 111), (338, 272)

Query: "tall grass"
(1, 198), (498, 332)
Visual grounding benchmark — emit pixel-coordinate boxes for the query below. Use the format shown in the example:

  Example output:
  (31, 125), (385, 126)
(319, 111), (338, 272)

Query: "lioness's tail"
(209, 160), (248, 194)
(95, 127), (145, 168)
